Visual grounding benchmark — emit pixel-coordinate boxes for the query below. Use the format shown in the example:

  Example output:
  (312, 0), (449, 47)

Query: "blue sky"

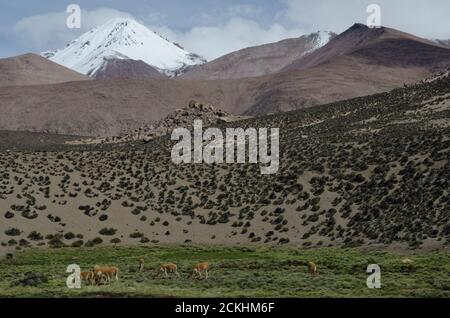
(1, 0), (450, 60)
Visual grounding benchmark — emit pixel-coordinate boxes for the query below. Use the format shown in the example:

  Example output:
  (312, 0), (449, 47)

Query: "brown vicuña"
(307, 262), (319, 276)
(80, 271), (95, 285)
(154, 263), (180, 279)
(189, 262), (209, 280)
(138, 257), (145, 272)
(94, 265), (119, 283)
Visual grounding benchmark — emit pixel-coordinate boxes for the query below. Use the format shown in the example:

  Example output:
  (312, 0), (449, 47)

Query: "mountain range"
(245, 23), (450, 115)
(42, 19), (336, 80)
(0, 21), (449, 136)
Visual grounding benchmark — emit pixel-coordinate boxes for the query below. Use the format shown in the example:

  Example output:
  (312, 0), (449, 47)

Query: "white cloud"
(14, 8), (135, 51)
(146, 3), (311, 60)
(146, 12), (168, 25)
(227, 4), (262, 17)
(151, 17), (307, 61)
(184, 18), (306, 60)
(279, 0), (450, 39)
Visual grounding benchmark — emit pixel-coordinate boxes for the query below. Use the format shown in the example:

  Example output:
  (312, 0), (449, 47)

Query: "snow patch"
(302, 31), (334, 56)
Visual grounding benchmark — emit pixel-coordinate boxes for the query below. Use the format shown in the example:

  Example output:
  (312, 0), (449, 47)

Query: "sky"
(1, 0), (450, 60)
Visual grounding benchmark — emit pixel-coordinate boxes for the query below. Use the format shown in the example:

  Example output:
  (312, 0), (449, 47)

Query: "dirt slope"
(0, 53), (89, 87)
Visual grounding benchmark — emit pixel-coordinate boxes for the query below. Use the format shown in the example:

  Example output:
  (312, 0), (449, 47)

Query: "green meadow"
(0, 246), (448, 298)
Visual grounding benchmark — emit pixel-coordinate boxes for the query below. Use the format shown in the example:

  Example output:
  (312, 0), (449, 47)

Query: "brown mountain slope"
(245, 55), (432, 116)
(93, 58), (166, 79)
(245, 24), (450, 115)
(181, 31), (336, 80)
(284, 24), (450, 72)
(0, 53), (89, 87)
(0, 77), (260, 136)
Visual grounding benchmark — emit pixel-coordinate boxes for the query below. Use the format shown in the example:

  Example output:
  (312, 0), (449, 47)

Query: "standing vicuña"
(307, 262), (319, 276)
(138, 257), (145, 272)
(189, 262), (209, 280)
(154, 263), (180, 279)
(94, 265), (119, 283)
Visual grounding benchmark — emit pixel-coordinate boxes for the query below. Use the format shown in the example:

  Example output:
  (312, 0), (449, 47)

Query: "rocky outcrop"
(73, 101), (244, 144)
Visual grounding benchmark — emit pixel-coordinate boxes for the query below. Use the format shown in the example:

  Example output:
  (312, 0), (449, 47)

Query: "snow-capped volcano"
(42, 18), (206, 77)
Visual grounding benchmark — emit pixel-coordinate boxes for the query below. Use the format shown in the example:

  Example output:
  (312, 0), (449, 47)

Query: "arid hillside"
(93, 58), (166, 80)
(181, 31), (336, 80)
(0, 77), (260, 136)
(1, 73), (449, 253)
(0, 54), (89, 87)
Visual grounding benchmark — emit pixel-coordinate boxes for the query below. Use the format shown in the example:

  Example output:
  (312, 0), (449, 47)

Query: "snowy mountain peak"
(41, 18), (206, 77)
